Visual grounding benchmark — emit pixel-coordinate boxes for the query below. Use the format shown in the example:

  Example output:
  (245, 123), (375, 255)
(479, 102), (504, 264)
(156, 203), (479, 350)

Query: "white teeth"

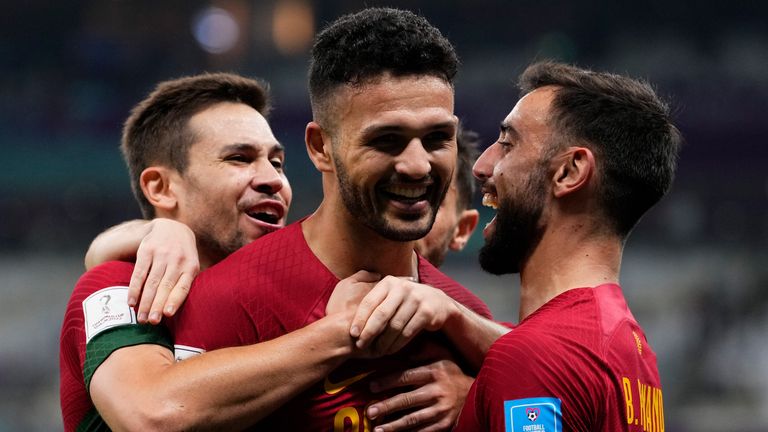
(482, 193), (498, 209)
(385, 186), (427, 198)
(249, 207), (277, 216)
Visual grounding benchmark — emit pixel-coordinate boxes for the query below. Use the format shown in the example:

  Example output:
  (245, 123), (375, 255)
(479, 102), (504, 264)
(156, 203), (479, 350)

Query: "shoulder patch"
(504, 397), (562, 432)
(82, 286), (136, 343)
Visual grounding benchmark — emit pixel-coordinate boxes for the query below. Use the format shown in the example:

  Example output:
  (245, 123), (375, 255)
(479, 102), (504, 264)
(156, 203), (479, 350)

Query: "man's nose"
(394, 139), (431, 179)
(250, 160), (284, 194)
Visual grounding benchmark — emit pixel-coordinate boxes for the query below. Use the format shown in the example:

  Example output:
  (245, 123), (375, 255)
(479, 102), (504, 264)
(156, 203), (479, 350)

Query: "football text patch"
(82, 286), (137, 342)
(504, 397), (562, 432)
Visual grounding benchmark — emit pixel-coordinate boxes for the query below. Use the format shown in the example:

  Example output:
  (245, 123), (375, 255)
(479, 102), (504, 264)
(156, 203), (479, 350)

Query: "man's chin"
(478, 242), (520, 275)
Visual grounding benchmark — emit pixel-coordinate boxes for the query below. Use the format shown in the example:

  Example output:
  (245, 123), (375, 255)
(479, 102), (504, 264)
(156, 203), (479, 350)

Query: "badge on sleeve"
(82, 286), (137, 342)
(504, 397), (562, 432)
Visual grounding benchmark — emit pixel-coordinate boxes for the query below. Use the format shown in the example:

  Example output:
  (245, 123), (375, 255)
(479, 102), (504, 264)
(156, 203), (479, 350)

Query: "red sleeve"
(59, 261), (135, 431)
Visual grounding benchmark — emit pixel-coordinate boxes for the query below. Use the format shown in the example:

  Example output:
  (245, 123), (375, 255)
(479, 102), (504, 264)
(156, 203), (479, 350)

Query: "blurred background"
(1, 0), (766, 430)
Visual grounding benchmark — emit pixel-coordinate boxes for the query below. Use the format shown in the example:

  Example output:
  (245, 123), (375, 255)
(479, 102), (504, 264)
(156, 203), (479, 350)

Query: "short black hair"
(122, 72), (270, 218)
(308, 7), (458, 129)
(520, 61), (682, 236)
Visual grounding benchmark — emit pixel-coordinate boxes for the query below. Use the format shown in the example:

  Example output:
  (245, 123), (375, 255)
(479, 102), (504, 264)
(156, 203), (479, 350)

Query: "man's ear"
(139, 166), (179, 212)
(305, 121), (334, 172)
(552, 147), (595, 198)
(449, 208), (480, 251)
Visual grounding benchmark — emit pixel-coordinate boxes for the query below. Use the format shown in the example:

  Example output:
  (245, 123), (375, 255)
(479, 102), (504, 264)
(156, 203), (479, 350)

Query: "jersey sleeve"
(59, 261), (172, 431)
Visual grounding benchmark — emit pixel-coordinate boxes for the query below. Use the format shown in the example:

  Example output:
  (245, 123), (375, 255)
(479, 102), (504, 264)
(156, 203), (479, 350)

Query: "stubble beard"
(196, 226), (246, 266)
(479, 167), (548, 275)
(334, 158), (443, 242)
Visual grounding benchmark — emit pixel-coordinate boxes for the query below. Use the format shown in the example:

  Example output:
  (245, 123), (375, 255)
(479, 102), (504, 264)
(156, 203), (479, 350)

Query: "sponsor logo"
(323, 371), (374, 395)
(83, 286), (136, 343)
(504, 397), (561, 432)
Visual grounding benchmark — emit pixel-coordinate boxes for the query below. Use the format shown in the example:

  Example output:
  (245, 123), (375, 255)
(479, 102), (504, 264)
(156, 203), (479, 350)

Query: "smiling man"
(161, 8), (506, 431)
(455, 61), (681, 432)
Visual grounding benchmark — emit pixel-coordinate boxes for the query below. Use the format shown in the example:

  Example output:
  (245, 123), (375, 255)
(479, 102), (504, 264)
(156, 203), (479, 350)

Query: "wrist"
(318, 311), (357, 359)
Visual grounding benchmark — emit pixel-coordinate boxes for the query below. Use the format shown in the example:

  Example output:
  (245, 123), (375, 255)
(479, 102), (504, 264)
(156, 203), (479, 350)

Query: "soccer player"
(454, 61), (680, 431)
(161, 7), (507, 431)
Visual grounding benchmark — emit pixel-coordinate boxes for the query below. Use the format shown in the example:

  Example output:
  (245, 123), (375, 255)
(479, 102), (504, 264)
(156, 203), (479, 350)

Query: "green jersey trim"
(83, 324), (173, 391)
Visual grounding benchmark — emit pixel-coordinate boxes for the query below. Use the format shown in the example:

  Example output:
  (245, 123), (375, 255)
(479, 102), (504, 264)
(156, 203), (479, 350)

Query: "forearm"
(84, 220), (149, 269)
(442, 301), (510, 372)
(92, 313), (355, 431)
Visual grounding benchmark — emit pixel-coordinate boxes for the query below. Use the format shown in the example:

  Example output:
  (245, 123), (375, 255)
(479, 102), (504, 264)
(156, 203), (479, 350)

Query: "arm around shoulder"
(89, 311), (358, 431)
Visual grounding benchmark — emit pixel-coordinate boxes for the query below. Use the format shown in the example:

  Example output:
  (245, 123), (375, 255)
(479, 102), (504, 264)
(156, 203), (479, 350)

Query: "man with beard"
(454, 61), (680, 431)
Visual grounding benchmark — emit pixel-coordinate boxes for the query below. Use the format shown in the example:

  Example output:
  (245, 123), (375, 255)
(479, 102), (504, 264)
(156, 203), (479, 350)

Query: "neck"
(517, 222), (622, 322)
(302, 202), (419, 279)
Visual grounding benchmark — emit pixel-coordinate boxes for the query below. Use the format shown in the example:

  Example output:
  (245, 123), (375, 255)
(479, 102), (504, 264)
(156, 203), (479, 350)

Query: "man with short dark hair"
(455, 61), (680, 431)
(165, 8), (506, 431)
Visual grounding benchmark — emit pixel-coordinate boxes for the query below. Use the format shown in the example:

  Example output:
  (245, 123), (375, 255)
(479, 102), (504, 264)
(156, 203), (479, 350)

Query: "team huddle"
(59, 7), (679, 432)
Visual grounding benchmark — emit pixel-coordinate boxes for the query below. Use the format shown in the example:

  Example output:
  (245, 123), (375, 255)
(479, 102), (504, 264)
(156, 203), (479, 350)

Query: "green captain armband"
(83, 324), (173, 391)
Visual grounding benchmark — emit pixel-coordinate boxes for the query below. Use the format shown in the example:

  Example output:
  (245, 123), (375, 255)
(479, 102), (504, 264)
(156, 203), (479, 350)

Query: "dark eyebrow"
(499, 121), (520, 139)
(361, 121), (457, 138)
(220, 142), (285, 154)
(272, 142), (285, 154)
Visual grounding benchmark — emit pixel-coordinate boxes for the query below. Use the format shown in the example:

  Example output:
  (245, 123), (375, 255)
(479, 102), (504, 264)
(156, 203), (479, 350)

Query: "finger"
(147, 271), (177, 324)
(356, 282), (405, 349)
(163, 272), (194, 317)
(385, 306), (431, 354)
(370, 296), (418, 355)
(136, 262), (166, 323)
(371, 410), (444, 432)
(127, 253), (152, 308)
(367, 388), (429, 419)
(370, 366), (432, 393)
(350, 282), (389, 339)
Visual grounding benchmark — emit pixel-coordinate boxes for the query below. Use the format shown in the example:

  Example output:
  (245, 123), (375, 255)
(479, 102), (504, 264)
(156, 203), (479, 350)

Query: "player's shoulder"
(80, 260), (135, 283)
(70, 261), (134, 301)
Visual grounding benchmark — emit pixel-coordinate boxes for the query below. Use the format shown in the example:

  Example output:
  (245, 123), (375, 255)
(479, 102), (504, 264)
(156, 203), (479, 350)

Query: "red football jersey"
(168, 221), (492, 431)
(455, 284), (664, 432)
(60, 261), (172, 431)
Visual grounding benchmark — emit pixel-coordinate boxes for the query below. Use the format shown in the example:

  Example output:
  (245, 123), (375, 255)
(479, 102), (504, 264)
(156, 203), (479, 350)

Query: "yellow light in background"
(272, 0), (314, 56)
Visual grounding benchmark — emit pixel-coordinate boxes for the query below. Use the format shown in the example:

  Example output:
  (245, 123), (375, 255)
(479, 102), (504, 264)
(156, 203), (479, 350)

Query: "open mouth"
(244, 201), (285, 226)
(482, 192), (499, 235)
(482, 192), (499, 210)
(247, 210), (280, 224)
